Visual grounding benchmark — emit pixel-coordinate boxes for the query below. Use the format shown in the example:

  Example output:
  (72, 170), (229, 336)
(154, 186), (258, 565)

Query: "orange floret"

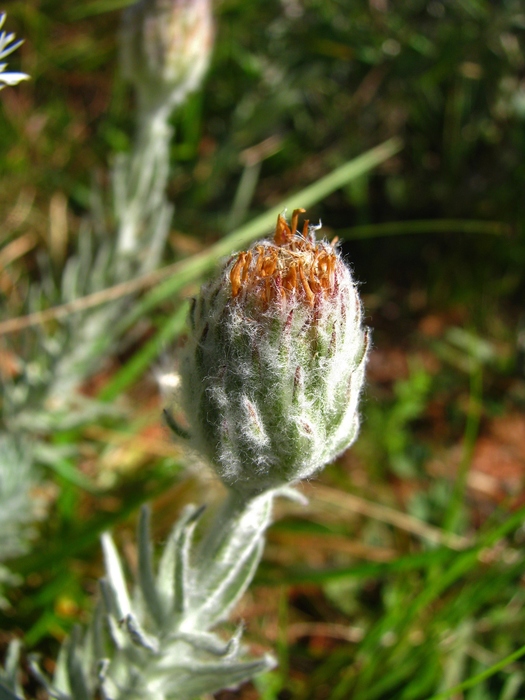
(230, 209), (338, 308)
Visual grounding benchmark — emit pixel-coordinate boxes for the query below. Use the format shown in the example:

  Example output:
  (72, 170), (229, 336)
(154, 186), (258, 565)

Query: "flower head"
(120, 0), (214, 112)
(0, 13), (30, 90)
(179, 210), (369, 498)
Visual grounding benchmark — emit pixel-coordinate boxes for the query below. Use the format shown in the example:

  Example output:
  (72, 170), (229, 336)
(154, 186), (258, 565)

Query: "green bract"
(180, 210), (369, 498)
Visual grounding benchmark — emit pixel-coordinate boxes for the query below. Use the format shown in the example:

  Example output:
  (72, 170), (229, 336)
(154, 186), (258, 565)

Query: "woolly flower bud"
(179, 210), (369, 497)
(120, 0), (213, 111)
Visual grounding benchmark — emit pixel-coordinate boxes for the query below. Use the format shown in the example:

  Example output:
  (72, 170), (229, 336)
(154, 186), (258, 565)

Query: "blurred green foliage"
(3, 0), (525, 227)
(2, 0), (524, 333)
(1, 1), (525, 699)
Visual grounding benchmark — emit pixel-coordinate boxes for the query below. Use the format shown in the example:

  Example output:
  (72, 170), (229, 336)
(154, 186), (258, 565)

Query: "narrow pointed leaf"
(101, 533), (131, 620)
(160, 654), (276, 699)
(194, 539), (264, 629)
(137, 506), (164, 627)
(173, 507), (202, 617)
(66, 628), (91, 700)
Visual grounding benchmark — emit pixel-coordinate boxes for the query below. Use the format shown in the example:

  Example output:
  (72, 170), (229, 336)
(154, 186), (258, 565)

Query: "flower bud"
(179, 210), (369, 497)
(120, 0), (214, 111)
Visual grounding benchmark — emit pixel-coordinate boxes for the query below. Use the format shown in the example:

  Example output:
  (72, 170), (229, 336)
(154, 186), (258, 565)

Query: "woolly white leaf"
(156, 504), (202, 617)
(188, 491), (273, 627)
(137, 506), (164, 627)
(158, 653), (276, 699)
(101, 534), (131, 621)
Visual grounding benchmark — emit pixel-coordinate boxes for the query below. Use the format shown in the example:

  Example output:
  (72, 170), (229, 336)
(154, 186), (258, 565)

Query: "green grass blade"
(115, 137), (402, 336)
(352, 502), (525, 692)
(39, 455), (99, 494)
(257, 546), (454, 585)
(99, 302), (188, 401)
(426, 643), (525, 700)
(442, 365), (483, 534)
(93, 138), (402, 396)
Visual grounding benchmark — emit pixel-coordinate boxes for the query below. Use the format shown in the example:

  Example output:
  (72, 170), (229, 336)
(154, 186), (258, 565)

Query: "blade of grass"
(90, 138), (402, 396)
(39, 456), (99, 494)
(113, 137), (403, 335)
(426, 643), (525, 700)
(256, 547), (455, 585)
(331, 647), (426, 700)
(98, 301), (188, 401)
(305, 483), (471, 549)
(355, 368), (485, 662)
(442, 364), (483, 534)
(12, 470), (182, 578)
(352, 502), (525, 694)
(226, 161), (263, 232)
(444, 557), (525, 626)
(0, 138), (402, 338)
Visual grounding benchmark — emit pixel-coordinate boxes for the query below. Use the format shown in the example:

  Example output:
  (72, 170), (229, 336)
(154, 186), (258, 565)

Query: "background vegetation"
(1, 0), (525, 698)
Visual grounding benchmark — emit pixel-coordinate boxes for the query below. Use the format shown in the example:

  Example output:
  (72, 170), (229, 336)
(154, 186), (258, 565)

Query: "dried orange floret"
(229, 209), (338, 308)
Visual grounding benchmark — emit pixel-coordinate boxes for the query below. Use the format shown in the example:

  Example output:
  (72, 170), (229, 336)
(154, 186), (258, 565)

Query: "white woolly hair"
(180, 232), (369, 497)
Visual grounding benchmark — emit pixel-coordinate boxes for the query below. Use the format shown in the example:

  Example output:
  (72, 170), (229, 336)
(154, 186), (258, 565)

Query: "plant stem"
(197, 489), (254, 563)
(115, 102), (173, 270)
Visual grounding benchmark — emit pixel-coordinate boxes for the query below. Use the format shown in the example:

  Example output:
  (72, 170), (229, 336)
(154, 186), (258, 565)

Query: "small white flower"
(0, 12), (30, 90)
